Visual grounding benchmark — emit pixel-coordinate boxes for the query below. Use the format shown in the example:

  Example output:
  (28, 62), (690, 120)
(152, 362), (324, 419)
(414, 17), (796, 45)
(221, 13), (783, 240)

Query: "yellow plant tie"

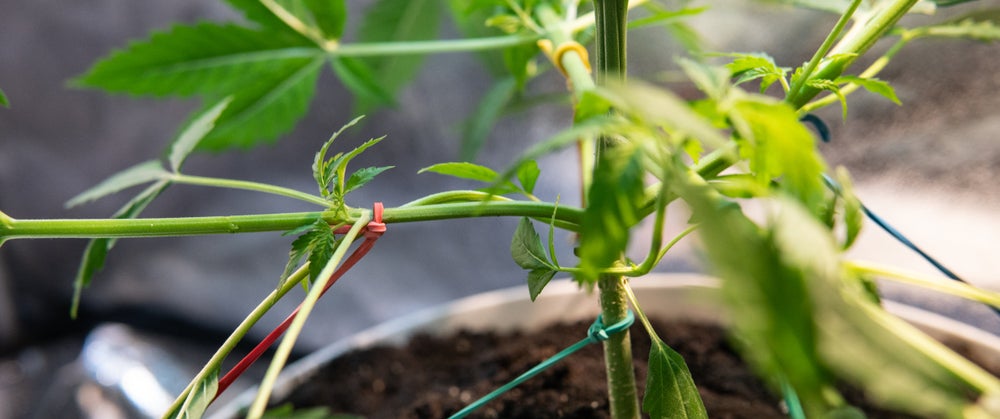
(538, 39), (591, 89)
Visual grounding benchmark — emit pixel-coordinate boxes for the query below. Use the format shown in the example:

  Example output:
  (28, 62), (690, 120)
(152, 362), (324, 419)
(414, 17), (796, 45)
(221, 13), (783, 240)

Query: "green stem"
(786, 0), (920, 109)
(332, 34), (539, 57)
(0, 201), (584, 241)
(170, 173), (330, 207)
(247, 215), (370, 419)
(163, 264), (312, 418)
(847, 261), (1000, 308)
(592, 1), (640, 417)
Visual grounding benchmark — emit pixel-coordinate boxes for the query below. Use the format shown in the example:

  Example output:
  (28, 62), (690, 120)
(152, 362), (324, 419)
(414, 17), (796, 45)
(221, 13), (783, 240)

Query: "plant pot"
(209, 274), (1000, 418)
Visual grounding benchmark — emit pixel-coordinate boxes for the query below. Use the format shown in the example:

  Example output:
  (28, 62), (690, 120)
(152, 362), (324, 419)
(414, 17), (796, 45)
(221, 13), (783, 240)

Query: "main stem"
(593, 1), (640, 418)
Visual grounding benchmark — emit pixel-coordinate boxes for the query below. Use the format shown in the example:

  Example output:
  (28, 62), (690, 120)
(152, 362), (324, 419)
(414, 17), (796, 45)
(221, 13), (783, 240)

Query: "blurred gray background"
(1, 1), (999, 418)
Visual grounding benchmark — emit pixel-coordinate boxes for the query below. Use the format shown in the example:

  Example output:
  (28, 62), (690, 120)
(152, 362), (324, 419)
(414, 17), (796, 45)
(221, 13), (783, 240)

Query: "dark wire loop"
(587, 310), (636, 343)
(801, 113), (831, 143)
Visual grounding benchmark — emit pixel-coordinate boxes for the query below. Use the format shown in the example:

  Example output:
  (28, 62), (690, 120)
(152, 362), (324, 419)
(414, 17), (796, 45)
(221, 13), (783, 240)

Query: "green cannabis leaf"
(419, 161), (538, 198)
(73, 0), (434, 150)
(281, 218), (341, 287)
(64, 160), (168, 209)
(835, 75), (901, 105)
(644, 338), (708, 419)
(0, 86), (8, 107)
(724, 52), (789, 93)
(511, 217), (558, 301)
(312, 116), (391, 211)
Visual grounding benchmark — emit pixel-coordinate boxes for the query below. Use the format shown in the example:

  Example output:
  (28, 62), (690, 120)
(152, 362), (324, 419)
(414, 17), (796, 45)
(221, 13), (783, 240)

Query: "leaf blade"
(74, 23), (316, 96)
(419, 162), (500, 183)
(644, 338), (708, 419)
(511, 217), (553, 271)
(168, 97), (231, 172)
(65, 160), (168, 208)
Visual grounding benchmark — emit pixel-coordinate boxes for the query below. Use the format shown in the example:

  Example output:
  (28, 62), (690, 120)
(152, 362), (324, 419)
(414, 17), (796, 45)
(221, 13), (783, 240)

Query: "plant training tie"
(214, 203), (386, 400)
(448, 310), (635, 419)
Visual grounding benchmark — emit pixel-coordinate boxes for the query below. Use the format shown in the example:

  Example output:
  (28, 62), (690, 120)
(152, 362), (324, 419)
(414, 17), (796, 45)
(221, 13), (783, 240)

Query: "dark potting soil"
(276, 319), (973, 418)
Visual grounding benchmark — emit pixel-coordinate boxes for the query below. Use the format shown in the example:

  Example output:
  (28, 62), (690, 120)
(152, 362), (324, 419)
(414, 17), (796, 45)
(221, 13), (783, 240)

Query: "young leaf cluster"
(312, 116), (392, 214)
(280, 217), (341, 287)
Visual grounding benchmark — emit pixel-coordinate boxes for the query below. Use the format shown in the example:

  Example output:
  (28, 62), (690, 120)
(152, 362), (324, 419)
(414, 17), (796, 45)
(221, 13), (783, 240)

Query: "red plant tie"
(214, 203), (386, 399)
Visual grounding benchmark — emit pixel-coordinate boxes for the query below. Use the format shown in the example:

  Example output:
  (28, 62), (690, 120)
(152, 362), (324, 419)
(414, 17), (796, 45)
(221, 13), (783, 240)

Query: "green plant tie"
(448, 310), (635, 419)
(779, 376), (806, 419)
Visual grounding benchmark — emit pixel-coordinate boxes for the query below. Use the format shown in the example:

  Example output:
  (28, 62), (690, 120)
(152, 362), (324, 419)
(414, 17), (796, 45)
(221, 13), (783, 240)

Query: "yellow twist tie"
(537, 39), (591, 78)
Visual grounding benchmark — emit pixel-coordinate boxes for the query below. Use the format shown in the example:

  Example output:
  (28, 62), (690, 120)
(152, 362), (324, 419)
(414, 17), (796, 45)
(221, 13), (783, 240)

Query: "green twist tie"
(449, 310), (635, 419)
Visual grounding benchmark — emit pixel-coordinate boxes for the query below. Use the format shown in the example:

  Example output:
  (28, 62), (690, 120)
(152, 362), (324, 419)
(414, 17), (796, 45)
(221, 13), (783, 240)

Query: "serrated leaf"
(168, 97), (231, 172)
(419, 162), (500, 183)
(807, 78), (848, 119)
(724, 53), (788, 93)
(177, 368), (219, 419)
(344, 166), (393, 194)
(515, 160), (540, 195)
(644, 338), (708, 419)
(355, 0), (442, 113)
(72, 180), (170, 318)
(226, 0), (308, 35)
(300, 0), (348, 40)
(0, 86), (8, 107)
(331, 57), (395, 111)
(65, 160), (168, 208)
(74, 22), (316, 96)
(679, 58), (730, 101)
(577, 150), (645, 282)
(199, 55), (324, 149)
(526, 268), (557, 302)
(836, 75), (900, 105)
(461, 77), (517, 161)
(511, 217), (553, 270)
(307, 225), (337, 284)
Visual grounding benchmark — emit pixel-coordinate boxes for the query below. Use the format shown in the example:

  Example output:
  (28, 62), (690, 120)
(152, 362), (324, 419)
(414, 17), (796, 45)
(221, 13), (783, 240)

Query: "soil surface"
(276, 318), (948, 418)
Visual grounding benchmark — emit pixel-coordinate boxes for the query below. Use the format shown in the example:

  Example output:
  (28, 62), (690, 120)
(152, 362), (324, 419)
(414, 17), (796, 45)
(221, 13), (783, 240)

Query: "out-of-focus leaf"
(461, 77), (518, 161)
(73, 23), (315, 96)
(263, 403), (363, 419)
(834, 167), (863, 249)
(516, 160), (540, 195)
(199, 55), (324, 149)
(724, 53), (788, 93)
(576, 150), (645, 282)
(0, 87), (8, 107)
(728, 96), (827, 213)
(419, 162), (500, 183)
(300, 0), (348, 40)
(923, 12), (1000, 42)
(65, 160), (168, 208)
(168, 98), (231, 172)
(356, 0), (442, 113)
(331, 57), (395, 111)
(644, 338), (708, 419)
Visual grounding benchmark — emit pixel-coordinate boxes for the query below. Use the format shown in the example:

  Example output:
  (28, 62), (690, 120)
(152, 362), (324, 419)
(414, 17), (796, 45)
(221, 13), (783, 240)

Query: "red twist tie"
(364, 202), (386, 238)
